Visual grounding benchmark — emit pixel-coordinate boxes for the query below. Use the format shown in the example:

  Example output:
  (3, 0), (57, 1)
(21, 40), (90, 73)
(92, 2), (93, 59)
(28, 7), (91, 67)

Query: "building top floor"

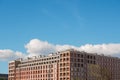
(9, 49), (120, 65)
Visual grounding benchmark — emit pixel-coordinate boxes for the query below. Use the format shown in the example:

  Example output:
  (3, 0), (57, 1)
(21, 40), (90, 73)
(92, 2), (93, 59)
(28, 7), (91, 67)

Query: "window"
(66, 58), (69, 61)
(90, 56), (92, 59)
(67, 53), (69, 56)
(81, 54), (83, 58)
(81, 64), (83, 67)
(87, 55), (89, 59)
(78, 59), (80, 62)
(81, 59), (83, 62)
(78, 54), (80, 57)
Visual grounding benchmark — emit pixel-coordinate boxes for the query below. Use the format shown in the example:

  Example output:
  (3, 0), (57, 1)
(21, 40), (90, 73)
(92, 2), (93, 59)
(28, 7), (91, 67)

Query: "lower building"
(9, 49), (120, 80)
(0, 74), (8, 80)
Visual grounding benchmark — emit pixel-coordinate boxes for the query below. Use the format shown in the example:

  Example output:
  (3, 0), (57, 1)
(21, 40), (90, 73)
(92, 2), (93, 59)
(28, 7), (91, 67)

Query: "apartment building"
(9, 49), (120, 80)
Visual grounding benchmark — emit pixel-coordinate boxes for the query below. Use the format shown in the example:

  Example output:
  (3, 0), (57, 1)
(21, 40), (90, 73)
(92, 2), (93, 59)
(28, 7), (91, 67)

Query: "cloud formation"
(26, 39), (120, 56)
(0, 39), (120, 61)
(0, 49), (25, 61)
(79, 44), (120, 55)
(25, 39), (56, 56)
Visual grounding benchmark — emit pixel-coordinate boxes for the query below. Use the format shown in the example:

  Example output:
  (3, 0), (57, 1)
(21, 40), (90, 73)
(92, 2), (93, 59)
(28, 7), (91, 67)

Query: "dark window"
(78, 59), (80, 62)
(81, 54), (83, 58)
(81, 64), (83, 67)
(87, 60), (89, 63)
(90, 60), (92, 63)
(87, 55), (89, 59)
(90, 56), (92, 59)
(81, 59), (83, 62)
(78, 54), (80, 57)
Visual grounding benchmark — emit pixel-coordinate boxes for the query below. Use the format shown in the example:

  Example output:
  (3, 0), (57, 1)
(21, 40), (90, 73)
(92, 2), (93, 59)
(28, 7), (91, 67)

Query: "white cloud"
(0, 39), (120, 61)
(25, 39), (120, 57)
(79, 44), (120, 55)
(0, 49), (25, 61)
(25, 39), (56, 57)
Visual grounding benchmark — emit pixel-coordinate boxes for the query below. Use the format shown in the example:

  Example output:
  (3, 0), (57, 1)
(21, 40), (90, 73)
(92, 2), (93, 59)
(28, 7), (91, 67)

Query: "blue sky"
(0, 0), (120, 73)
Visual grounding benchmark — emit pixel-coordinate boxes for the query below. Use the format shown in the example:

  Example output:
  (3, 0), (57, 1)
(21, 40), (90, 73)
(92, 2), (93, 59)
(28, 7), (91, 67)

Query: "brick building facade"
(9, 49), (120, 80)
